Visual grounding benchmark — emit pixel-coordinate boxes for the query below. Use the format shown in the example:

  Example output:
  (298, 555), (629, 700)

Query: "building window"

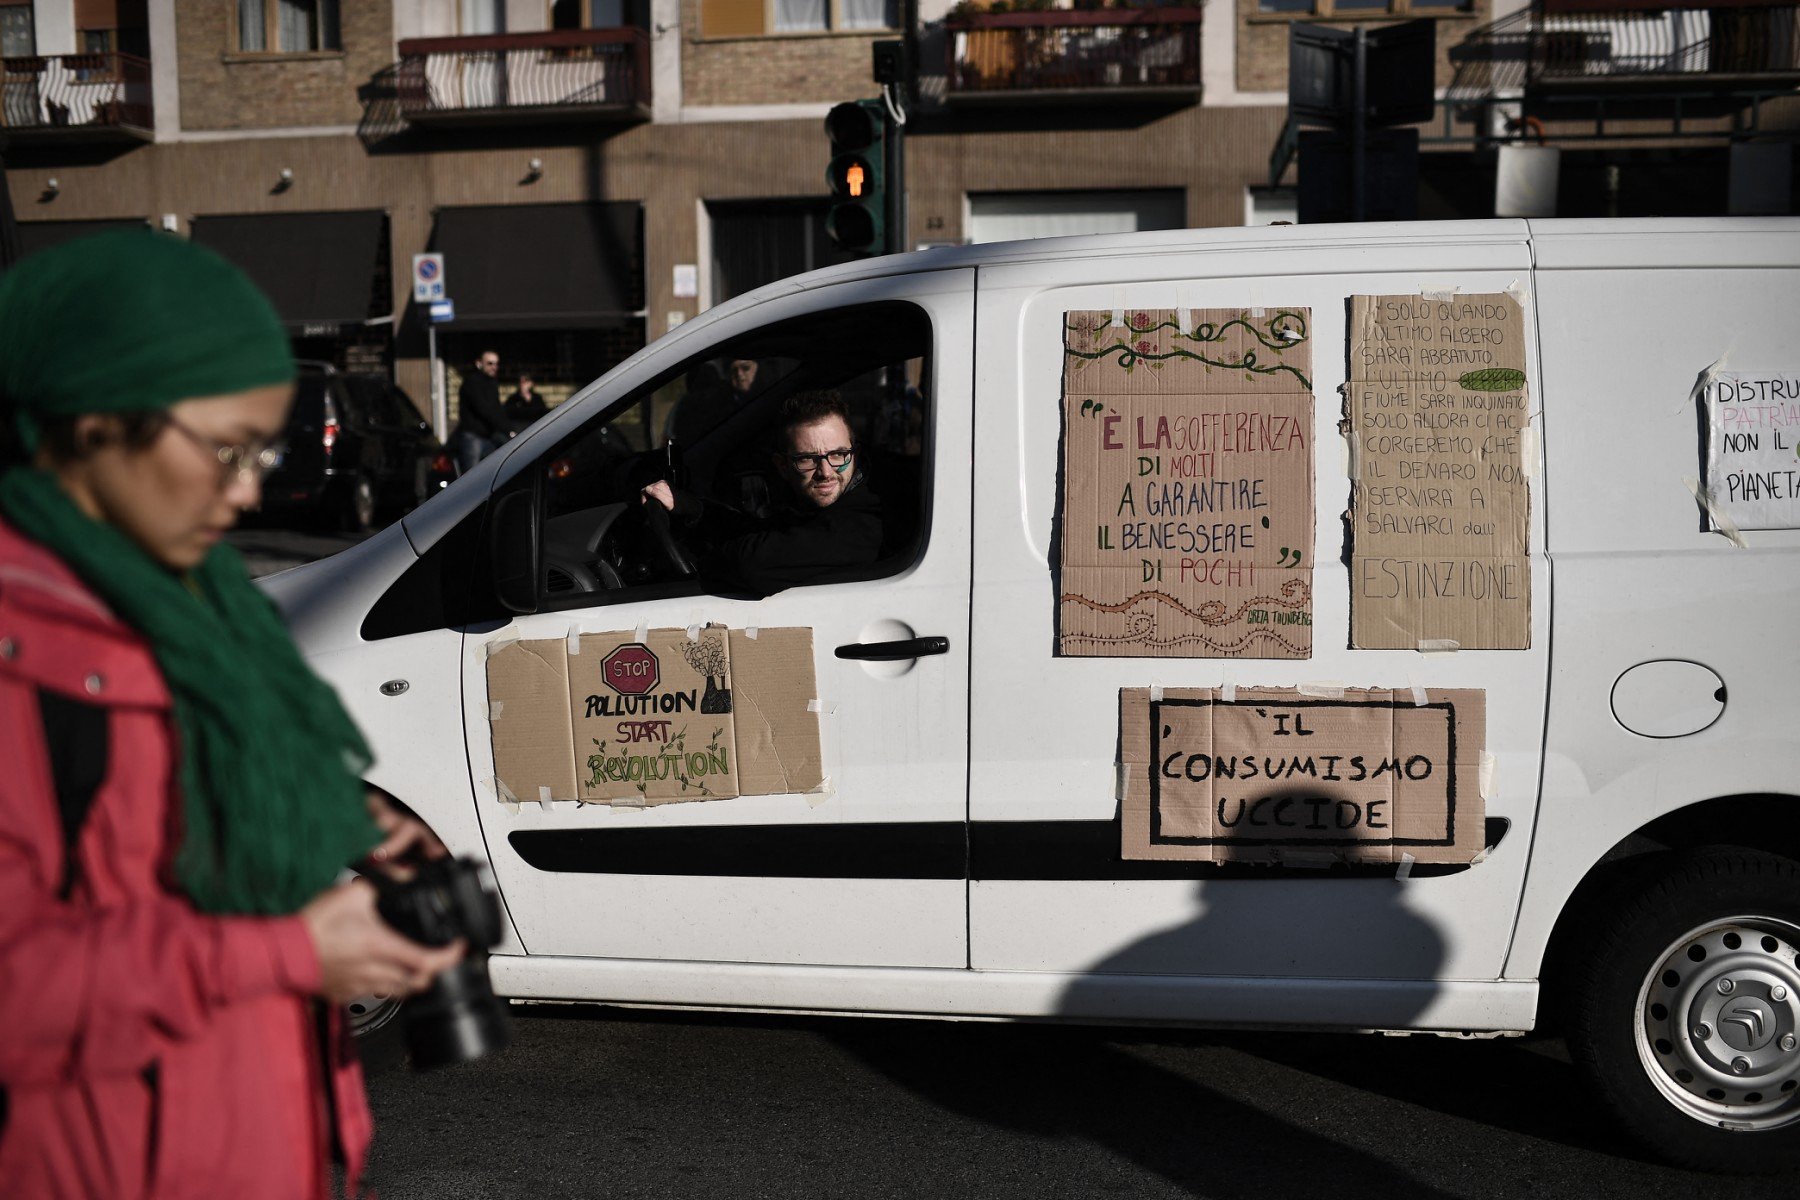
(700, 0), (898, 37)
(238, 0), (341, 54)
(76, 0), (151, 58)
(1257, 0), (1473, 13)
(0, 0), (35, 60)
(552, 0), (637, 27)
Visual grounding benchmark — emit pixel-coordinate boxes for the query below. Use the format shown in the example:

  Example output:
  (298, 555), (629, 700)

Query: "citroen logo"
(1719, 998), (1777, 1052)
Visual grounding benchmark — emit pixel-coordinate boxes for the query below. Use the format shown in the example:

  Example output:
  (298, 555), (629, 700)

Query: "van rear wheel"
(1567, 848), (1800, 1173)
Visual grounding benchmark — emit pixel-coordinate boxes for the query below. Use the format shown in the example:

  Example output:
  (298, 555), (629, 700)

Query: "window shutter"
(700, 0), (766, 37)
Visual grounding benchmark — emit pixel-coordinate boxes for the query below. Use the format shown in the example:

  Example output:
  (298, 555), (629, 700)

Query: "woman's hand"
(299, 880), (464, 1005)
(362, 790), (447, 881)
(640, 480), (675, 511)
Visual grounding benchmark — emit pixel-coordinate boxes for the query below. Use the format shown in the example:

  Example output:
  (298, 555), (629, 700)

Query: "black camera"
(374, 857), (511, 1071)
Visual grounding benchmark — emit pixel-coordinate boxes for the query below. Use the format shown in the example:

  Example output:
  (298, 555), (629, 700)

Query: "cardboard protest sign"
(1346, 295), (1531, 650)
(486, 627), (821, 807)
(1119, 687), (1487, 865)
(728, 628), (825, 796)
(570, 628), (739, 803)
(1058, 308), (1315, 658)
(1701, 369), (1800, 531)
(486, 639), (578, 805)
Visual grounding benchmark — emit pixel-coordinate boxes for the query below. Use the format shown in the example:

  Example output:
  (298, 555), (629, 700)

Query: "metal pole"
(429, 323), (447, 443)
(1351, 27), (1367, 222)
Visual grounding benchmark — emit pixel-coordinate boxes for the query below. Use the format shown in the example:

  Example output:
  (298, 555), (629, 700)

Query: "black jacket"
(455, 372), (512, 441)
(671, 472), (884, 596)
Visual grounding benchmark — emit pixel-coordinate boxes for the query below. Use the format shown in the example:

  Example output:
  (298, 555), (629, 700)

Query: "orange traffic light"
(846, 163), (866, 198)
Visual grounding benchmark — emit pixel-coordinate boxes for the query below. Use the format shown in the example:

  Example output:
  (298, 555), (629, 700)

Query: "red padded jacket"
(0, 518), (372, 1199)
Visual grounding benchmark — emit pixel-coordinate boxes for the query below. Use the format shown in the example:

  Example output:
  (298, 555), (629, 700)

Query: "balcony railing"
(0, 52), (152, 139)
(396, 28), (650, 124)
(944, 7), (1204, 101)
(1448, 2), (1800, 97)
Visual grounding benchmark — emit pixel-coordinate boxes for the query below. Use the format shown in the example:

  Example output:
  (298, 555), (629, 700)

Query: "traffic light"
(824, 99), (886, 256)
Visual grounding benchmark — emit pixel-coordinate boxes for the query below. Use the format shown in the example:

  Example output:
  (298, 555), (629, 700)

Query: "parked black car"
(260, 362), (452, 532)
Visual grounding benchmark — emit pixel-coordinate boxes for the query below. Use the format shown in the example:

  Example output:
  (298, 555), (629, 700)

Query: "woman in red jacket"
(0, 230), (461, 1198)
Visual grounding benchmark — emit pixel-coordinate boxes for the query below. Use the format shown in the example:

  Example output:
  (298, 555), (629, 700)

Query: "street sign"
(412, 252), (446, 303)
(602, 644), (660, 696)
(429, 298), (455, 323)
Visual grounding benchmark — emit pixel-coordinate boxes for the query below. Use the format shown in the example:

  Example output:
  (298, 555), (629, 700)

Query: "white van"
(267, 218), (1800, 1173)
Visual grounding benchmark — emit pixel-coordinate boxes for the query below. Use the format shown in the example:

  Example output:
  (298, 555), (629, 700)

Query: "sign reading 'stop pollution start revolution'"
(1057, 307), (1316, 659)
(1346, 293), (1532, 650)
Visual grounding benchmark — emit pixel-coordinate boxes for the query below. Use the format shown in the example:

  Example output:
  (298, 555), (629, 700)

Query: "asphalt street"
(360, 1006), (1793, 1200)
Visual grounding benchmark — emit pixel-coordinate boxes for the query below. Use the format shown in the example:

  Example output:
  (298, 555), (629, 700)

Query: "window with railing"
(237, 0), (342, 54)
(699, 0), (899, 37)
(1257, 0), (1473, 15)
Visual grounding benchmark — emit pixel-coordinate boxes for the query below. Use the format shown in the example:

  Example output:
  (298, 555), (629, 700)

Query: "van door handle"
(834, 636), (950, 661)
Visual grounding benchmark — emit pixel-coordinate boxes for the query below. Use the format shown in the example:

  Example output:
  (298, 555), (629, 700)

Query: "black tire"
(1565, 847), (1800, 1174)
(341, 474), (377, 534)
(348, 993), (409, 1076)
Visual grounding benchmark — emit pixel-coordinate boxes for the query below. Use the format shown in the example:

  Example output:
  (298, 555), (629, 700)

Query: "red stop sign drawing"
(601, 644), (660, 695)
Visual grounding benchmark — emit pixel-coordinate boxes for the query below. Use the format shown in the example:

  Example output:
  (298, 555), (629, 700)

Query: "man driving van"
(640, 390), (883, 595)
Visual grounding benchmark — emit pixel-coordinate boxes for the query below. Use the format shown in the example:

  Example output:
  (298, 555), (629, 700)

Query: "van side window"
(533, 300), (932, 608)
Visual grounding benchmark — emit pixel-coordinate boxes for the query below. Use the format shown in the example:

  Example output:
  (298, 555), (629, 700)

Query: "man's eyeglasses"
(783, 447), (854, 474)
(166, 415), (285, 486)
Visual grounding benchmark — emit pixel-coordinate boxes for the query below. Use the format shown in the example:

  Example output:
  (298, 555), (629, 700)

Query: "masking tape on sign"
(1110, 305), (1124, 330)
(1479, 752), (1497, 801)
(1417, 639), (1460, 654)
(806, 776), (834, 806)
(807, 699), (838, 716)
(1519, 426), (1539, 478)
(538, 786), (554, 809)
(1177, 306), (1192, 334)
(567, 625), (582, 654)
(1684, 478), (1748, 549)
(1686, 352), (1729, 413)
(686, 623), (701, 642)
(1421, 287), (1457, 302)
(1297, 681), (1345, 698)
(1114, 762), (1128, 801)
(634, 619), (648, 644)
(1149, 683), (1163, 702)
(489, 701), (504, 720)
(1219, 679), (1237, 703)
(484, 633), (520, 659)
(745, 626), (759, 640)
(1396, 852), (1416, 881)
(492, 778), (521, 813)
(1505, 278), (1528, 307)
(1408, 682), (1428, 707)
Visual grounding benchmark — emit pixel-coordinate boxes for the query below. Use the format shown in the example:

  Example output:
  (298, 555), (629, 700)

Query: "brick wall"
(1236, 2), (1487, 94)
(176, 0), (395, 130)
(682, 0), (881, 106)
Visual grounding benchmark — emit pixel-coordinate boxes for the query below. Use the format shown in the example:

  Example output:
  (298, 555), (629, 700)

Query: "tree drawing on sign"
(680, 631), (733, 714)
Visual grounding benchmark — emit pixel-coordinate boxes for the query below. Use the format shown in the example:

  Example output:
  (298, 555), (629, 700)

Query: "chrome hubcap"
(1637, 917), (1800, 1131)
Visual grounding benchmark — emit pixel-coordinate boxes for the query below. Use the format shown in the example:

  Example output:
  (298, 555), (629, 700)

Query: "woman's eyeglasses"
(166, 416), (285, 486)
(783, 448), (853, 474)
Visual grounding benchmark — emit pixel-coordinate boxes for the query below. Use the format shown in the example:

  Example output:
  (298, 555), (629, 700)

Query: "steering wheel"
(641, 495), (698, 578)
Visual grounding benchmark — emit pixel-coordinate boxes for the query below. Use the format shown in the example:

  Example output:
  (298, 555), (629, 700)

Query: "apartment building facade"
(2, 0), (1794, 411)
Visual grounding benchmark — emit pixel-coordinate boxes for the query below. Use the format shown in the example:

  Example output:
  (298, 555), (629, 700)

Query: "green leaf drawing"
(1459, 368), (1526, 392)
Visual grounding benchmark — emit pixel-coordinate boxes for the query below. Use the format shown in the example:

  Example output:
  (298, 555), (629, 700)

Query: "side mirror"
(489, 479), (541, 615)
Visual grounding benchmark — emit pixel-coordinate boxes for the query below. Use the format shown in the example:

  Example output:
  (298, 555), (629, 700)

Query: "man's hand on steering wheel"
(637, 481), (698, 577)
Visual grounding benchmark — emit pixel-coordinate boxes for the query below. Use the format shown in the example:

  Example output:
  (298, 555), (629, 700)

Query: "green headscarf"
(0, 229), (378, 915)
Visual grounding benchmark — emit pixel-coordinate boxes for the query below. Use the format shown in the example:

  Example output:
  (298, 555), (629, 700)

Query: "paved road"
(361, 1007), (1792, 1200)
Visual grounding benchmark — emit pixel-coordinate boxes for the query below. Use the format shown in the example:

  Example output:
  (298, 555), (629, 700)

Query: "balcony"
(0, 53), (153, 142)
(395, 28), (651, 126)
(944, 6), (1205, 105)
(1448, 1), (1800, 99)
